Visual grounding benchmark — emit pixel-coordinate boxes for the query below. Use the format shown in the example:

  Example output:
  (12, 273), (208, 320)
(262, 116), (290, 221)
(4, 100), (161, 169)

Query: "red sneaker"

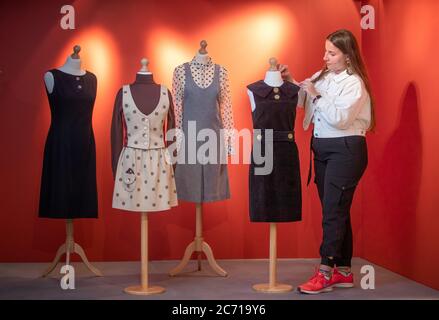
(329, 268), (354, 288)
(298, 269), (333, 294)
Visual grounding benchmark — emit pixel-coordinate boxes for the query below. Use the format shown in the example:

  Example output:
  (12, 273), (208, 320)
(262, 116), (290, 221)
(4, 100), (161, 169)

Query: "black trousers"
(312, 136), (368, 267)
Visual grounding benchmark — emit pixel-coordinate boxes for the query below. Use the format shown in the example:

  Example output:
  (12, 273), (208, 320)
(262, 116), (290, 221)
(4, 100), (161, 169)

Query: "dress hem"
(112, 203), (178, 212)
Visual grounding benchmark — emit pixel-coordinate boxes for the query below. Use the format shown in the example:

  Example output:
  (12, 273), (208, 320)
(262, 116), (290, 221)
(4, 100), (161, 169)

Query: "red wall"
(361, 0), (439, 290)
(1, 0), (437, 290)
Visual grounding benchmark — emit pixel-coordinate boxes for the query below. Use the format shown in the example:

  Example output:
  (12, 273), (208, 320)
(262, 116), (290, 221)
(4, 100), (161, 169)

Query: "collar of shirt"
(190, 56), (213, 69)
(326, 69), (350, 83)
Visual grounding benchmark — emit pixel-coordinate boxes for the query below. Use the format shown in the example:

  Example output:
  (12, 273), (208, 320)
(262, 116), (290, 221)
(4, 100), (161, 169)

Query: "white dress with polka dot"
(112, 84), (178, 212)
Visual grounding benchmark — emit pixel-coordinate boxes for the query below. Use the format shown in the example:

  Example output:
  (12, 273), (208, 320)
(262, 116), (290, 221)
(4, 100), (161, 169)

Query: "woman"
(280, 29), (375, 294)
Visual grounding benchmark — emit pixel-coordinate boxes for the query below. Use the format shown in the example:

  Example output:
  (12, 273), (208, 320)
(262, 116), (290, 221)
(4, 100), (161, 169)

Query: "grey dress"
(174, 63), (230, 203)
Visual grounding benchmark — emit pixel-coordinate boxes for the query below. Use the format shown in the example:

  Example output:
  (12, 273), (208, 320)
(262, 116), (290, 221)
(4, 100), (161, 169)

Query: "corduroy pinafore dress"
(247, 80), (302, 222)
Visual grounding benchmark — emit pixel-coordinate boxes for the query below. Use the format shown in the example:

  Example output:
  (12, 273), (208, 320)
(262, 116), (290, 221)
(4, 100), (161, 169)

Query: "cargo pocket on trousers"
(329, 180), (358, 206)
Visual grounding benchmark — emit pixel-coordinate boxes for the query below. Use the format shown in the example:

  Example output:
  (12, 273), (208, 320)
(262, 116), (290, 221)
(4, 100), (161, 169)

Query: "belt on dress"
(254, 130), (295, 142)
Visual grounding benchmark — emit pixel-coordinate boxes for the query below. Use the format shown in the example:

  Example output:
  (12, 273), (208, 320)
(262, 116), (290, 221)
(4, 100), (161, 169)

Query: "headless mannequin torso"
(247, 58), (294, 293)
(41, 45), (102, 277)
(247, 71), (283, 112)
(169, 40), (228, 278)
(195, 39), (209, 65)
(111, 59), (176, 177)
(113, 59), (174, 296)
(129, 57), (161, 116)
(194, 52), (210, 65)
(44, 56), (87, 94)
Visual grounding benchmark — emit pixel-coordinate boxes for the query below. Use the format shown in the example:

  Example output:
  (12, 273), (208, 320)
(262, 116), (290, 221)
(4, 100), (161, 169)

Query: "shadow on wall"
(378, 82), (422, 276)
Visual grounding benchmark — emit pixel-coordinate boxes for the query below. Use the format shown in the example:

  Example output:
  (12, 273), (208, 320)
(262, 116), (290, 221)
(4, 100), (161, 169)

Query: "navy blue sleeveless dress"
(39, 69), (98, 219)
(247, 80), (302, 222)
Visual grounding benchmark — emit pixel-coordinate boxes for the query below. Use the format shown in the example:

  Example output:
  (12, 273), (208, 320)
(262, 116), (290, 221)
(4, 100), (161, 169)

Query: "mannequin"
(248, 62), (301, 110)
(137, 58), (152, 74)
(247, 58), (302, 293)
(111, 59), (175, 177)
(169, 40), (229, 277)
(169, 203), (227, 277)
(252, 222), (292, 293)
(111, 58), (177, 295)
(44, 45), (87, 94)
(194, 40), (210, 64)
(41, 45), (102, 277)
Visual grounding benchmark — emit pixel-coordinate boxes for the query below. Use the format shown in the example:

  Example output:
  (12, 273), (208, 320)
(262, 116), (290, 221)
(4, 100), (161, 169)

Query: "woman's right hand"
(278, 64), (299, 85)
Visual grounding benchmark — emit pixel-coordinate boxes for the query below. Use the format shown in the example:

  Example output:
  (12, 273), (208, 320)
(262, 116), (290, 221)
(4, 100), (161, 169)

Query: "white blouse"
(299, 69), (371, 138)
(172, 56), (235, 154)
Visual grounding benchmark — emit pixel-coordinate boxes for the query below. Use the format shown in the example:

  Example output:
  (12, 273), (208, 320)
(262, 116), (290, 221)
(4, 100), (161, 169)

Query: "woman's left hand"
(301, 80), (320, 98)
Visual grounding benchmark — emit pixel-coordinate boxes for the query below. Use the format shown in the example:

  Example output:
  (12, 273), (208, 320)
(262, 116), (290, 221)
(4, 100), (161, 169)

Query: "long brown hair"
(313, 29), (375, 131)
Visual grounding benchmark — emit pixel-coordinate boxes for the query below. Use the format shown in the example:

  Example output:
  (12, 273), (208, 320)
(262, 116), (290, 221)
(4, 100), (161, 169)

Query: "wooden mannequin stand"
(169, 203), (227, 277)
(42, 45), (102, 278)
(170, 41), (226, 277)
(125, 213), (165, 295)
(252, 223), (292, 293)
(42, 219), (103, 277)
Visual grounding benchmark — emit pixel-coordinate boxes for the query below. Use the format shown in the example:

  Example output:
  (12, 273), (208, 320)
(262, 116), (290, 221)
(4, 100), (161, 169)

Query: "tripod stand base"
(124, 285), (165, 296)
(252, 283), (293, 293)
